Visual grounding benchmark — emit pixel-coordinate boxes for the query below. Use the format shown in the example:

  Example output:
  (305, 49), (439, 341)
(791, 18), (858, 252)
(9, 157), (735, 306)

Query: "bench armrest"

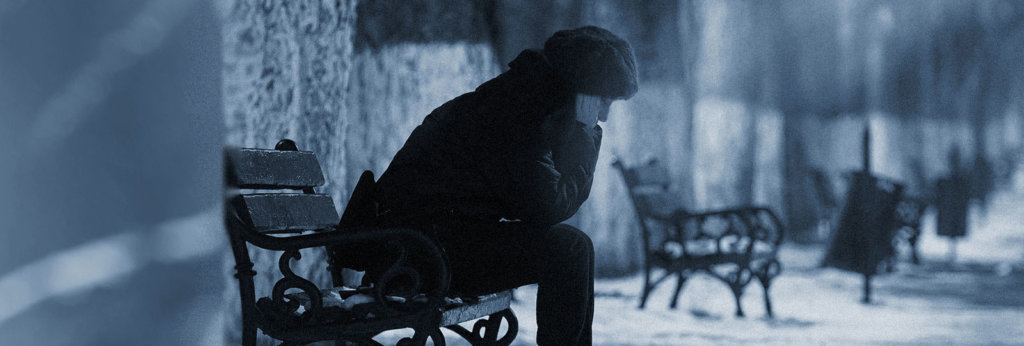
(228, 215), (451, 320)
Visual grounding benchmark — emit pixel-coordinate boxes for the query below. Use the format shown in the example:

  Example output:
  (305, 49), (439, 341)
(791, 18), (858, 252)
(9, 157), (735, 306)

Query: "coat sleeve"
(506, 121), (603, 225)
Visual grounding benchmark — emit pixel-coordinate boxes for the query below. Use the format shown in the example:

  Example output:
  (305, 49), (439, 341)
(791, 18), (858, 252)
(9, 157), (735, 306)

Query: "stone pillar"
(221, 0), (497, 343)
(222, 0), (356, 202)
(221, 1), (357, 344)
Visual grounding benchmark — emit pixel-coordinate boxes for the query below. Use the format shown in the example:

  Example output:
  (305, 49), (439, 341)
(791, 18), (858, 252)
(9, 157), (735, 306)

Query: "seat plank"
(240, 194), (339, 233)
(226, 148), (325, 189)
(441, 291), (513, 327)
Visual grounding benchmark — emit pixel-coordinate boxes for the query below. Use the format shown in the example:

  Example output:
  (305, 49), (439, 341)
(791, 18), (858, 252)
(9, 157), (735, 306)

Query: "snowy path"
(512, 190), (1024, 345)
(375, 191), (1024, 345)
(508, 258), (1024, 344)
(509, 258), (1024, 345)
(379, 253), (1024, 345)
(1, 191), (1020, 345)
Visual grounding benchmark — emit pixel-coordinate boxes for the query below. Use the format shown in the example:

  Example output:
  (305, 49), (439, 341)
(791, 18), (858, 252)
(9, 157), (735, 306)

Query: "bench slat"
(240, 194), (339, 233)
(441, 291), (513, 326)
(226, 148), (325, 189)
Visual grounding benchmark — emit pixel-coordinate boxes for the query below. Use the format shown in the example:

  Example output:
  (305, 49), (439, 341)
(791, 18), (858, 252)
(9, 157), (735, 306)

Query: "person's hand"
(575, 102), (599, 127)
(574, 94), (612, 128)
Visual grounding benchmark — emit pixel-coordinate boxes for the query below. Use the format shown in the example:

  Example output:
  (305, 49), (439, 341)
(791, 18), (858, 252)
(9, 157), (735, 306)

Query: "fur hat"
(543, 26), (638, 100)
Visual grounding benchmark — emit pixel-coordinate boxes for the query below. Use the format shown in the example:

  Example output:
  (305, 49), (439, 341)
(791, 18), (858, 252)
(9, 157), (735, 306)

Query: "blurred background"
(1, 0), (1022, 344)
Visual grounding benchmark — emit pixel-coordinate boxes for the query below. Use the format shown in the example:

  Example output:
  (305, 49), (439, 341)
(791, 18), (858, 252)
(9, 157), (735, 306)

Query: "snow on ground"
(509, 263), (1024, 344)
(3, 191), (1019, 345)
(395, 190), (1024, 345)
(916, 189), (1024, 266)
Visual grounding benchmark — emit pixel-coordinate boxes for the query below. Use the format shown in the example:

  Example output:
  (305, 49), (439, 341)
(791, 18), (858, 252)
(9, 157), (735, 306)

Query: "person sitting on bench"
(373, 26), (638, 345)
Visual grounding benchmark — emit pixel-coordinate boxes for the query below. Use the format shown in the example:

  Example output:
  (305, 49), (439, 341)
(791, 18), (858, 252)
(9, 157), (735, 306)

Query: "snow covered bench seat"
(225, 139), (516, 346)
(615, 158), (784, 317)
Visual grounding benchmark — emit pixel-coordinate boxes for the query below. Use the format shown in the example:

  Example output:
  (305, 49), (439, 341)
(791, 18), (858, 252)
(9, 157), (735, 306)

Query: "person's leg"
(438, 222), (594, 346)
(533, 224), (594, 346)
(436, 221), (541, 296)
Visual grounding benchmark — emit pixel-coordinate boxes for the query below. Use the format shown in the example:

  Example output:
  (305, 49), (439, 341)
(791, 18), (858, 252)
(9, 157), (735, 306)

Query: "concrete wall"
(221, 0), (497, 343)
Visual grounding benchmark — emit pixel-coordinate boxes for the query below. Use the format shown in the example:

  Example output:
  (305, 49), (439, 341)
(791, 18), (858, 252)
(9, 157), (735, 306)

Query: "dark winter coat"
(375, 49), (603, 229)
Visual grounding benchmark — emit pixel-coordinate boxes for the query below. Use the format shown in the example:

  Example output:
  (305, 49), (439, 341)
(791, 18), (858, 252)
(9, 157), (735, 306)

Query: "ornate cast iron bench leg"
(445, 309), (518, 346)
(639, 266), (653, 309)
(717, 268), (753, 317)
(759, 275), (773, 319)
(639, 268), (676, 309)
(669, 271), (688, 309)
(754, 259), (781, 318)
(730, 285), (745, 318)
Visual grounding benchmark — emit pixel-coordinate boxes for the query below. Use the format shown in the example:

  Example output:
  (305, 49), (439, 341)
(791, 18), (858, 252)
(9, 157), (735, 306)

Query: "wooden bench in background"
(614, 159), (784, 318)
(224, 139), (517, 346)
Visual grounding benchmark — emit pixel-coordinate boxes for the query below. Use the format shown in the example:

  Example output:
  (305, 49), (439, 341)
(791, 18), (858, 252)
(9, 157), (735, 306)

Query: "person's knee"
(549, 224), (594, 260)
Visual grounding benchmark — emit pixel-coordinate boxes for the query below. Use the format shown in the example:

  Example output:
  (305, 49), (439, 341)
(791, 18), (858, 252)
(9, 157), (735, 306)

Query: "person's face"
(575, 94), (614, 126)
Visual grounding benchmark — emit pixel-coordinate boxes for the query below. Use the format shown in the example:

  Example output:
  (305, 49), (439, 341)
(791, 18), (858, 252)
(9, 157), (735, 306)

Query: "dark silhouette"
(936, 148), (970, 239)
(935, 148), (971, 265)
(373, 26), (638, 345)
(823, 126), (905, 303)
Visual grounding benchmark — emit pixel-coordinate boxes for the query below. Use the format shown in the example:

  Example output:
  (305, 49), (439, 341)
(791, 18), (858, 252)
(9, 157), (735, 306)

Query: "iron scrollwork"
(397, 325), (446, 346)
(373, 239), (426, 314)
(271, 250), (324, 322)
(446, 309), (519, 346)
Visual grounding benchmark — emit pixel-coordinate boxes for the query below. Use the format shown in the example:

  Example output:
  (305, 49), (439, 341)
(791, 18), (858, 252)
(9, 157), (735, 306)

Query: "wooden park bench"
(614, 159), (784, 317)
(224, 139), (517, 346)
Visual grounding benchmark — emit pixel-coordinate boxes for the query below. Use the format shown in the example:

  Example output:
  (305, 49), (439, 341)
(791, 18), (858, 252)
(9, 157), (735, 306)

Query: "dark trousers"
(433, 222), (595, 346)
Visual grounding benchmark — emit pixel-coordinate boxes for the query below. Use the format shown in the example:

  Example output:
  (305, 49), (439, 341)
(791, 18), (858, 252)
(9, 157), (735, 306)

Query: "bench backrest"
(615, 158), (785, 261)
(613, 159), (685, 256)
(613, 159), (684, 220)
(225, 140), (340, 234)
